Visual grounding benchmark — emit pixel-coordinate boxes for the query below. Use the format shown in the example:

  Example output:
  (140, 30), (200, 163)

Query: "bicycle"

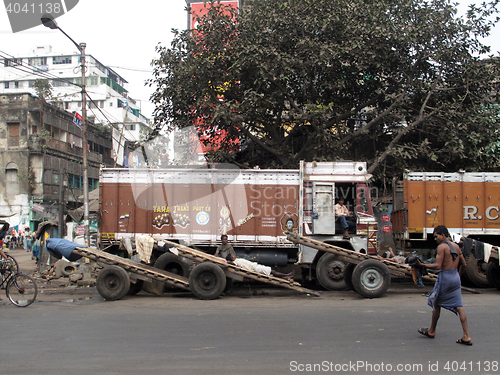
(0, 256), (38, 307)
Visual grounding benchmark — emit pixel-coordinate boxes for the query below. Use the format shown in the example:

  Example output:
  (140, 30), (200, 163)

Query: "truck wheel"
(344, 263), (356, 291)
(154, 252), (190, 277)
(127, 279), (144, 295)
(465, 253), (490, 288)
(96, 265), (130, 301)
(316, 253), (347, 291)
(486, 261), (500, 291)
(189, 262), (226, 300)
(351, 259), (390, 298)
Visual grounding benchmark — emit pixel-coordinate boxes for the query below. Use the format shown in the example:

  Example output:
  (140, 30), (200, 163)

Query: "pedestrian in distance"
(417, 225), (472, 346)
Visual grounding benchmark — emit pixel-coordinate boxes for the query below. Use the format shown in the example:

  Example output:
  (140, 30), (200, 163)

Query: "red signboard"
(188, 1), (239, 29)
(381, 214), (390, 222)
(382, 225), (391, 233)
(188, 1), (241, 156)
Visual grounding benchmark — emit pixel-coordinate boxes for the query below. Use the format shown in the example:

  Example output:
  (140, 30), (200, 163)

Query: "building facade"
(0, 45), (150, 162)
(0, 92), (113, 233)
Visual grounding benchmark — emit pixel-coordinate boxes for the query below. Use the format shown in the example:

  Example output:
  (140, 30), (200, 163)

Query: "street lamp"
(41, 14), (90, 246)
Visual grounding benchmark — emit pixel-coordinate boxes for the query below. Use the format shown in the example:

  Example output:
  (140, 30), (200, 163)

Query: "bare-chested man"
(417, 225), (472, 346)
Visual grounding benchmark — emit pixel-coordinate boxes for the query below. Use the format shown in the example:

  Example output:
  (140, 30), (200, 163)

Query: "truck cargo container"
(98, 161), (378, 290)
(392, 171), (500, 247)
(392, 171), (500, 288)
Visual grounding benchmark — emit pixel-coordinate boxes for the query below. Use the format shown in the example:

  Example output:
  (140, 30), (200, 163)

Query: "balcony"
(29, 135), (106, 164)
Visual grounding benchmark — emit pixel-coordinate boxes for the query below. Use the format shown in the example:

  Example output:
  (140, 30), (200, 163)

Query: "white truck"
(98, 161), (379, 290)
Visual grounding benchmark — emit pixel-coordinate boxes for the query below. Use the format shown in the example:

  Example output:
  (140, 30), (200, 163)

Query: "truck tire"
(61, 263), (77, 277)
(343, 263), (356, 291)
(154, 252), (190, 277)
(316, 253), (347, 291)
(465, 253), (490, 288)
(189, 262), (226, 300)
(96, 265), (130, 301)
(351, 259), (390, 298)
(127, 279), (144, 295)
(486, 261), (500, 291)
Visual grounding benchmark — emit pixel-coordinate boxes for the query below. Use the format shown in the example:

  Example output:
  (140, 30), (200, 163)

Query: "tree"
(150, 0), (500, 181)
(33, 79), (53, 101)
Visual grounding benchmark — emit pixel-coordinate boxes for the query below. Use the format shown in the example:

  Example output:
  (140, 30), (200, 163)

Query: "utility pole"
(42, 15), (90, 246)
(80, 42), (90, 246)
(58, 170), (64, 237)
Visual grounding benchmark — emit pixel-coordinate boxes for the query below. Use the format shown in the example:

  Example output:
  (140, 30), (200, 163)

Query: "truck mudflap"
(159, 239), (320, 297)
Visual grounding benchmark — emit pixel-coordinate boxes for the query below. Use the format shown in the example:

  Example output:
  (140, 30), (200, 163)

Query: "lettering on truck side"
(463, 206), (500, 221)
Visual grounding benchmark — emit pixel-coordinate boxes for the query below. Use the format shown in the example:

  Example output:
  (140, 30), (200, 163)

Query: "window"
(8, 122), (20, 147)
(359, 188), (369, 213)
(52, 79), (71, 87)
(28, 57), (47, 66)
(69, 173), (82, 189)
(3, 58), (21, 67)
(53, 56), (72, 65)
(4, 82), (8, 89)
(14, 81), (19, 88)
(5, 162), (19, 196)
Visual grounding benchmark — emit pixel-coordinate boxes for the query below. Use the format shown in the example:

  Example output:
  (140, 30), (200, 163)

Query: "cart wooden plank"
(159, 239), (320, 297)
(73, 246), (190, 291)
(285, 232), (438, 282)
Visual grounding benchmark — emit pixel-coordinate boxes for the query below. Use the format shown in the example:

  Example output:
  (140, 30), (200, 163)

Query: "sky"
(1, 0), (499, 121)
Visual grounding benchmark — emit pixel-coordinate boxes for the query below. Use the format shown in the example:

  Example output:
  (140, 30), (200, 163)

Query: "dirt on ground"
(2, 247), (100, 303)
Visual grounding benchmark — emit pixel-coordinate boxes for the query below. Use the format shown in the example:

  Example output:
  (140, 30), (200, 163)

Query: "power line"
(1, 49), (150, 146)
(107, 65), (152, 73)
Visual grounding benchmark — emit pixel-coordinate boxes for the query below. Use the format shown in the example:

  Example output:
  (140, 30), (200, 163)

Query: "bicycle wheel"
(6, 273), (38, 307)
(0, 256), (18, 273)
(7, 257), (19, 273)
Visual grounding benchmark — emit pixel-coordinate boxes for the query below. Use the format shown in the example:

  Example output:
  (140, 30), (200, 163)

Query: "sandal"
(456, 338), (473, 346)
(418, 327), (435, 339)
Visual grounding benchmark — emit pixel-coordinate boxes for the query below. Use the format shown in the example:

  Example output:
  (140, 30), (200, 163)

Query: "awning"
(67, 188), (100, 222)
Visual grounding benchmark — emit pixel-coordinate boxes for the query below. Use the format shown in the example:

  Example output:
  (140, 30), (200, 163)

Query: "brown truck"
(392, 171), (500, 289)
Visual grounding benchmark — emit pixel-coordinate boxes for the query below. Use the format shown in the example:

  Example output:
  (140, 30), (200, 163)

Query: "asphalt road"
(1, 249), (499, 375)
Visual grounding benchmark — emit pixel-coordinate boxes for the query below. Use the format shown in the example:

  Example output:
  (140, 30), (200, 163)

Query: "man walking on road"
(417, 225), (472, 345)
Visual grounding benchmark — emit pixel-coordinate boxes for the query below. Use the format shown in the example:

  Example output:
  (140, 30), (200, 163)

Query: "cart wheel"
(96, 265), (130, 301)
(316, 253), (347, 291)
(352, 259), (390, 298)
(127, 279), (144, 295)
(154, 251), (190, 277)
(189, 262), (226, 300)
(343, 263), (356, 291)
(486, 261), (500, 291)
